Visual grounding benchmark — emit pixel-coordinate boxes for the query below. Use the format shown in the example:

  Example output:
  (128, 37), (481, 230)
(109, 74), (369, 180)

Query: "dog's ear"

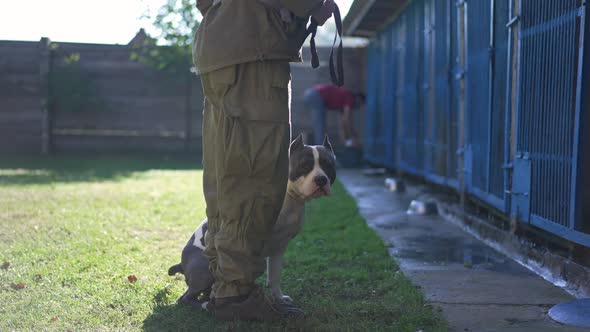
(289, 134), (305, 156)
(323, 134), (333, 153)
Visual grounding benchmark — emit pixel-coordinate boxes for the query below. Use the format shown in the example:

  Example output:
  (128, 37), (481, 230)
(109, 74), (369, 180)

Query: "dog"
(168, 134), (337, 306)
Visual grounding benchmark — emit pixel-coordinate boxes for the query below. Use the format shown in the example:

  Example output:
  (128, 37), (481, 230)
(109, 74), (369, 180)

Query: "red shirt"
(312, 84), (356, 111)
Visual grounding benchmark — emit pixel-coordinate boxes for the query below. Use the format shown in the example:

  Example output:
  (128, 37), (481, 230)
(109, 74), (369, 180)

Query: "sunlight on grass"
(0, 169), (54, 176)
(0, 157), (446, 331)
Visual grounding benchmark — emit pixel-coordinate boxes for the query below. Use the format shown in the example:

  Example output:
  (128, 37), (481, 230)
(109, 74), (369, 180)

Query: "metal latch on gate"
(454, 70), (465, 80)
(506, 16), (520, 28)
(505, 190), (528, 197)
(511, 154), (531, 220)
(502, 163), (513, 170)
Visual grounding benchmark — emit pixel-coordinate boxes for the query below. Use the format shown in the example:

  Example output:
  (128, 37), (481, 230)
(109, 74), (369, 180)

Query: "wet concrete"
(340, 170), (588, 332)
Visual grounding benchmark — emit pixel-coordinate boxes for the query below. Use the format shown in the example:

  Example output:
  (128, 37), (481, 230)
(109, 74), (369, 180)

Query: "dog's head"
(287, 134), (336, 201)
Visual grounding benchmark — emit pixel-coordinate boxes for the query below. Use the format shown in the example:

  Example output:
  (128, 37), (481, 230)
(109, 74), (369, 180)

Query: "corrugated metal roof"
(343, 0), (410, 37)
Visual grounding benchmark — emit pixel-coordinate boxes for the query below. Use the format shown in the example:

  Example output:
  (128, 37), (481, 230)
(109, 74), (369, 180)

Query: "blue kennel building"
(345, 0), (590, 248)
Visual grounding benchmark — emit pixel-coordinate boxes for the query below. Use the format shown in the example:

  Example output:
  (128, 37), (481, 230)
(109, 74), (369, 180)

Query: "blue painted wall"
(364, 0), (590, 247)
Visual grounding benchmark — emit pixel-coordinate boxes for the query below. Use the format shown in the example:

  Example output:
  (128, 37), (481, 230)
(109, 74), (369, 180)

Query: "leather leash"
(305, 3), (344, 87)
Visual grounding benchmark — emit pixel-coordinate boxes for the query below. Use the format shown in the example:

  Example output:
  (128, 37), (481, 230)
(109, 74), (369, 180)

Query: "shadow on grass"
(143, 286), (296, 331)
(142, 303), (213, 332)
(142, 300), (278, 332)
(0, 154), (201, 185)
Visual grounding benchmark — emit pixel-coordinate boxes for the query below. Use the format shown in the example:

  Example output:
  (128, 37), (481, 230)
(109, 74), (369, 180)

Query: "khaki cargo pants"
(200, 60), (291, 298)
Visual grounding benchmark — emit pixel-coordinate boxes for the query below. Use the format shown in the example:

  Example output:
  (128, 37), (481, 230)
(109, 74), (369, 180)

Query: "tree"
(131, 0), (200, 73)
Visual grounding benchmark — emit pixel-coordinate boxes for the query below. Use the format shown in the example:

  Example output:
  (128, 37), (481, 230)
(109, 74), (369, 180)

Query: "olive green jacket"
(193, 0), (323, 74)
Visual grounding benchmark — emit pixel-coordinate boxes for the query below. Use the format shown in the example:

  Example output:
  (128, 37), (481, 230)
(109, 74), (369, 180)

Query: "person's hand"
(196, 0), (213, 16)
(312, 0), (335, 26)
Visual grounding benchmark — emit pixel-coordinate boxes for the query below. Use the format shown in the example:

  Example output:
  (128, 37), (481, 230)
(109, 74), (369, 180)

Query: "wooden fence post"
(40, 37), (52, 155)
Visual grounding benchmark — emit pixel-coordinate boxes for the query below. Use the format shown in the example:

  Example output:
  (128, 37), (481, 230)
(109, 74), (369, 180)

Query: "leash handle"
(305, 3), (344, 87)
(308, 18), (320, 69)
(329, 4), (344, 87)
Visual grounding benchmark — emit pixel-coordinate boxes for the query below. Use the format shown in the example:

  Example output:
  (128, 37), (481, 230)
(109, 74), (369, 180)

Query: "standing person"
(194, 0), (335, 322)
(303, 83), (365, 147)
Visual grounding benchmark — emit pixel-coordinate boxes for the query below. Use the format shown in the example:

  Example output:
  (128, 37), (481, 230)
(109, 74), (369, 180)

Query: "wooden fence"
(0, 38), (365, 155)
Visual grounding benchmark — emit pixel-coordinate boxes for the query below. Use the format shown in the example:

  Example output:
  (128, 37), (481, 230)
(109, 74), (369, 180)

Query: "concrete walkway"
(339, 170), (588, 332)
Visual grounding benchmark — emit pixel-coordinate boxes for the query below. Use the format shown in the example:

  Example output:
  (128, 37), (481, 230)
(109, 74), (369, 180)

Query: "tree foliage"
(50, 50), (105, 112)
(131, 0), (200, 73)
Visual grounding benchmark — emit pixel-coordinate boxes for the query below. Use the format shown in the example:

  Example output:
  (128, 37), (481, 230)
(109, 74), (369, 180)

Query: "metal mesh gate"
(514, 0), (590, 245)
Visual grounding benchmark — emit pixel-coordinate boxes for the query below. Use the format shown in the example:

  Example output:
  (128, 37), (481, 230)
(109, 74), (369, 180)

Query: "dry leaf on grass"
(11, 282), (26, 290)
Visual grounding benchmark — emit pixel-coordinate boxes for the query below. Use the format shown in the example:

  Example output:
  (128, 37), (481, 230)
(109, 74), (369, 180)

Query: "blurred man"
(303, 83), (365, 147)
(193, 0), (335, 322)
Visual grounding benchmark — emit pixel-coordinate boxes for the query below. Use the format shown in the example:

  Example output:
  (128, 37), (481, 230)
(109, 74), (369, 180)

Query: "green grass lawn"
(0, 155), (446, 331)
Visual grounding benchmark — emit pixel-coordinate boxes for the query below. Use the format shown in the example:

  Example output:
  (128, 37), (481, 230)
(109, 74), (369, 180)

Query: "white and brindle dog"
(168, 134), (337, 306)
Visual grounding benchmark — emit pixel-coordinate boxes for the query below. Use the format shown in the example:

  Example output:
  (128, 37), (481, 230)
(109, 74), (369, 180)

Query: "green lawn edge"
(0, 156), (447, 331)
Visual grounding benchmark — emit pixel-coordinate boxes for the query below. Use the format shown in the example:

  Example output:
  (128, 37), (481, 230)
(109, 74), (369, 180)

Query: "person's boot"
(204, 286), (304, 321)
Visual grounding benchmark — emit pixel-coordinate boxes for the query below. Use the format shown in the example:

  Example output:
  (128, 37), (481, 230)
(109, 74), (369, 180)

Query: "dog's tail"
(168, 263), (184, 276)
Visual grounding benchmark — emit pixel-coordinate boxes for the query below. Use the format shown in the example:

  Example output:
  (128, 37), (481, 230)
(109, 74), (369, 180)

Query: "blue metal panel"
(382, 26), (397, 169)
(415, 0), (425, 175)
(503, 0), (516, 218)
(449, 0), (461, 189)
(364, 42), (382, 165)
(490, 0), (509, 204)
(374, 30), (392, 166)
(576, 0), (590, 240)
(424, 0), (452, 186)
(364, 28), (397, 169)
(515, 0), (590, 246)
(395, 15), (407, 169)
(463, 0), (508, 211)
(465, 0), (491, 194)
(391, 19), (404, 169)
(399, 0), (424, 175)
(359, 0), (590, 247)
